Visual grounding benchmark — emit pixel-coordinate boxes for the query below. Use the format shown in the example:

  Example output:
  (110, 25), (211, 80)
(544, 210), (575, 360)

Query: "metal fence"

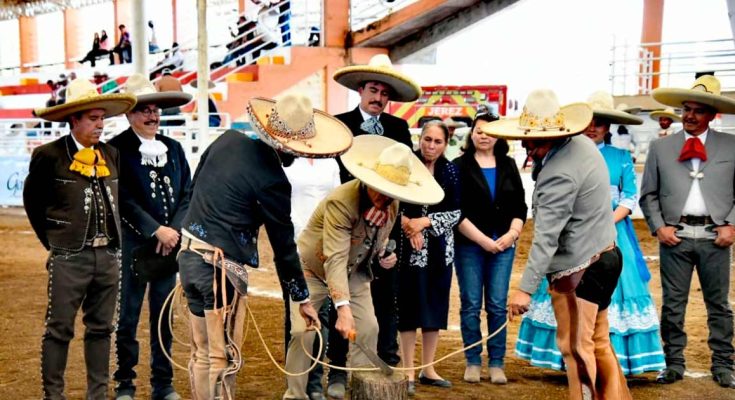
(610, 37), (735, 95)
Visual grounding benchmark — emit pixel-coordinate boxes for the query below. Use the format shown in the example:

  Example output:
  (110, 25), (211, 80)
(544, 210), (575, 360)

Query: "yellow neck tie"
(69, 148), (111, 178)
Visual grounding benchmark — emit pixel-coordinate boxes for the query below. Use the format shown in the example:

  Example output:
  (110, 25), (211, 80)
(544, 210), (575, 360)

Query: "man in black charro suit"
(24, 79), (136, 400)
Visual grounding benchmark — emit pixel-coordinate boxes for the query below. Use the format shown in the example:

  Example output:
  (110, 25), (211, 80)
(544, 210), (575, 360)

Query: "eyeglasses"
(135, 108), (161, 116)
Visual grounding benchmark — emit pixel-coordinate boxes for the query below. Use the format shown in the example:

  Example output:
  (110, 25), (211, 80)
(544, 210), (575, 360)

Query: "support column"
(172, 0), (178, 43)
(196, 0), (210, 155)
(239, 0), (247, 14)
(132, 0), (147, 74)
(324, 0), (349, 48)
(19, 16), (39, 73)
(640, 0), (664, 92)
(64, 8), (83, 69)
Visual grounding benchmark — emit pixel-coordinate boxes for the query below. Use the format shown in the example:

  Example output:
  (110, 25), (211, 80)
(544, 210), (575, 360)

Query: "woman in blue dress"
(516, 91), (666, 376)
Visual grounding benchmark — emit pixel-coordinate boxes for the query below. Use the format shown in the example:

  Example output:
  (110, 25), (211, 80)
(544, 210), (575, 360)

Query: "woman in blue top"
(454, 113), (527, 384)
(516, 91), (666, 376)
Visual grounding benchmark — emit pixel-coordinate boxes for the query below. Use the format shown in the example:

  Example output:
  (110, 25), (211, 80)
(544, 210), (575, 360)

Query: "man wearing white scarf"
(108, 73), (193, 400)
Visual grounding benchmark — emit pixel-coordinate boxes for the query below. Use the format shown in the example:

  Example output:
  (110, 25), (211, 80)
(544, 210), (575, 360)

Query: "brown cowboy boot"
(552, 291), (596, 400)
(205, 309), (229, 399)
(575, 298), (603, 399)
(220, 295), (247, 400)
(592, 308), (632, 400)
(188, 312), (210, 400)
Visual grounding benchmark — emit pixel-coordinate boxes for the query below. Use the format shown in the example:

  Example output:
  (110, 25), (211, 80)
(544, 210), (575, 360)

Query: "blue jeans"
(455, 242), (515, 367)
(113, 243), (177, 398)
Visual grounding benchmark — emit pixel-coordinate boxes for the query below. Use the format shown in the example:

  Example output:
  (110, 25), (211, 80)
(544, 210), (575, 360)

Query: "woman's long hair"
(462, 113), (508, 157)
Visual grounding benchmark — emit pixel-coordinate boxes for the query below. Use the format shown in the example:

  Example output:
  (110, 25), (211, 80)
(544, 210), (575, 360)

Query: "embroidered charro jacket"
(297, 180), (399, 302)
(108, 128), (191, 242)
(23, 135), (122, 251)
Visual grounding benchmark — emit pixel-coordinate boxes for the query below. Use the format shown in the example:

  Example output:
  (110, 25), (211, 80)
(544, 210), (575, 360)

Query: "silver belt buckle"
(92, 237), (109, 247)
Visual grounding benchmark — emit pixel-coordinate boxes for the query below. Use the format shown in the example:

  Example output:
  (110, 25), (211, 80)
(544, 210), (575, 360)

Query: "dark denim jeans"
(113, 250), (177, 399)
(455, 242), (515, 367)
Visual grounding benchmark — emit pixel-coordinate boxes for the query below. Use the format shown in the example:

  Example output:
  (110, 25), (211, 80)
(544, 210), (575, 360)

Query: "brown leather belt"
(679, 215), (714, 226)
(85, 236), (110, 248)
(181, 236), (216, 252)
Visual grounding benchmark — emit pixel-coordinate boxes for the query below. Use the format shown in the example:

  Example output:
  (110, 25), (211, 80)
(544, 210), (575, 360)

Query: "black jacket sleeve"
(23, 147), (52, 249)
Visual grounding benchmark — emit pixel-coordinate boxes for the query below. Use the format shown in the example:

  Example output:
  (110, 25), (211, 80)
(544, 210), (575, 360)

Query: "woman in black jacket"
(453, 113), (527, 384)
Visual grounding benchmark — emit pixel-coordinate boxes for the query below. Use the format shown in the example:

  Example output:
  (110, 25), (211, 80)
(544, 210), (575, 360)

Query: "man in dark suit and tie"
(24, 79), (136, 399)
(324, 54), (423, 398)
(640, 75), (735, 389)
(109, 74), (192, 400)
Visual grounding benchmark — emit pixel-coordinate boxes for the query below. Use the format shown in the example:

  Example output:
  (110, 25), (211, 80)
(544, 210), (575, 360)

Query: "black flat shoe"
(418, 372), (452, 388)
(656, 368), (683, 384)
(713, 371), (735, 389)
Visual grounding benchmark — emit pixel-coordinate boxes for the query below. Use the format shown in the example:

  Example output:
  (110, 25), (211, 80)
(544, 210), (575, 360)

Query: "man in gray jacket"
(640, 75), (735, 389)
(491, 89), (630, 399)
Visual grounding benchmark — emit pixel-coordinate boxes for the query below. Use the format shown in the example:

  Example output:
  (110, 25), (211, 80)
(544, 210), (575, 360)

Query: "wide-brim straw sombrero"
(481, 89), (593, 140)
(653, 75), (735, 114)
(616, 103), (642, 115)
(247, 95), (352, 158)
(333, 54), (422, 102)
(649, 107), (682, 122)
(123, 73), (192, 109)
(587, 91), (643, 125)
(340, 135), (444, 205)
(34, 78), (136, 122)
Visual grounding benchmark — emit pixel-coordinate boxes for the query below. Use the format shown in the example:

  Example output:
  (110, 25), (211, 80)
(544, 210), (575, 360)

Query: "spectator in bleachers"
(100, 30), (109, 51)
(80, 32), (109, 68)
(225, 16), (259, 66)
(148, 20), (160, 54)
(111, 24), (132, 64)
(56, 74), (69, 104)
(152, 43), (183, 78)
(307, 26), (320, 47)
(190, 80), (222, 128)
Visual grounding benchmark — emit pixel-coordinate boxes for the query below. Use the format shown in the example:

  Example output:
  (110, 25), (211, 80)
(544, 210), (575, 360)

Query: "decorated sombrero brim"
(248, 96), (353, 158)
(340, 135), (443, 205)
(652, 75), (735, 114)
(333, 55), (422, 102)
(481, 103), (593, 140)
(123, 73), (192, 109)
(649, 107), (682, 122)
(34, 79), (136, 122)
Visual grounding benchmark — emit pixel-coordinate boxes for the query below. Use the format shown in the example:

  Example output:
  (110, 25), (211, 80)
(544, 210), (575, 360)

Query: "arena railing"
(610, 37), (735, 96)
(350, 0), (418, 31)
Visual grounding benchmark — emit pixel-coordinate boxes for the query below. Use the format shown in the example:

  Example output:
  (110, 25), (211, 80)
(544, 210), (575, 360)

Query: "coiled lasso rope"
(158, 283), (509, 375)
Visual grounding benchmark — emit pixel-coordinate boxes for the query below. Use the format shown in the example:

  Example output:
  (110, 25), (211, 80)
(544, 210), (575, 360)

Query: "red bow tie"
(678, 137), (707, 162)
(363, 206), (388, 228)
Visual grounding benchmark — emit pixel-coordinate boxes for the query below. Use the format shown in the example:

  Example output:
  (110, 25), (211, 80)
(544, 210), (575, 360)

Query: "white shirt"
(359, 106), (381, 122)
(681, 130), (709, 217)
(283, 157), (341, 238)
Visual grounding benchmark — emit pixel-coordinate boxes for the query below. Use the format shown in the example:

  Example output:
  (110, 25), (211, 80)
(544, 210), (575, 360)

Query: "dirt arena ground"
(1, 207), (734, 399)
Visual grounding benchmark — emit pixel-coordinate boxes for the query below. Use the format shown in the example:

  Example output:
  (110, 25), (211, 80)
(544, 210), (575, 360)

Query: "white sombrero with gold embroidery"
(653, 75), (735, 114)
(649, 107), (682, 122)
(333, 54), (422, 102)
(341, 135), (444, 205)
(480, 89), (593, 140)
(247, 94), (353, 158)
(34, 78), (137, 122)
(587, 91), (643, 125)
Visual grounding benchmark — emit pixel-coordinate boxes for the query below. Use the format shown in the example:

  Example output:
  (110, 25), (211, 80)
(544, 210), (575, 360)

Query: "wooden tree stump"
(350, 370), (408, 400)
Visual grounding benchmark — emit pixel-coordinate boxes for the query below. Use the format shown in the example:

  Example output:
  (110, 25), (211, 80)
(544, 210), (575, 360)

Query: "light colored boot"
(489, 367), (507, 384)
(205, 309), (229, 399)
(188, 312), (210, 400)
(463, 365), (481, 383)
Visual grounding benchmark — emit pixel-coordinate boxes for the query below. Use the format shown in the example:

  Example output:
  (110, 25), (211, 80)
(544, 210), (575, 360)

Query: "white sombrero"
(652, 75), (735, 114)
(341, 135), (444, 205)
(649, 107), (682, 122)
(480, 89), (593, 140)
(587, 91), (643, 125)
(34, 78), (137, 122)
(122, 73), (192, 109)
(333, 54), (422, 102)
(247, 94), (353, 158)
